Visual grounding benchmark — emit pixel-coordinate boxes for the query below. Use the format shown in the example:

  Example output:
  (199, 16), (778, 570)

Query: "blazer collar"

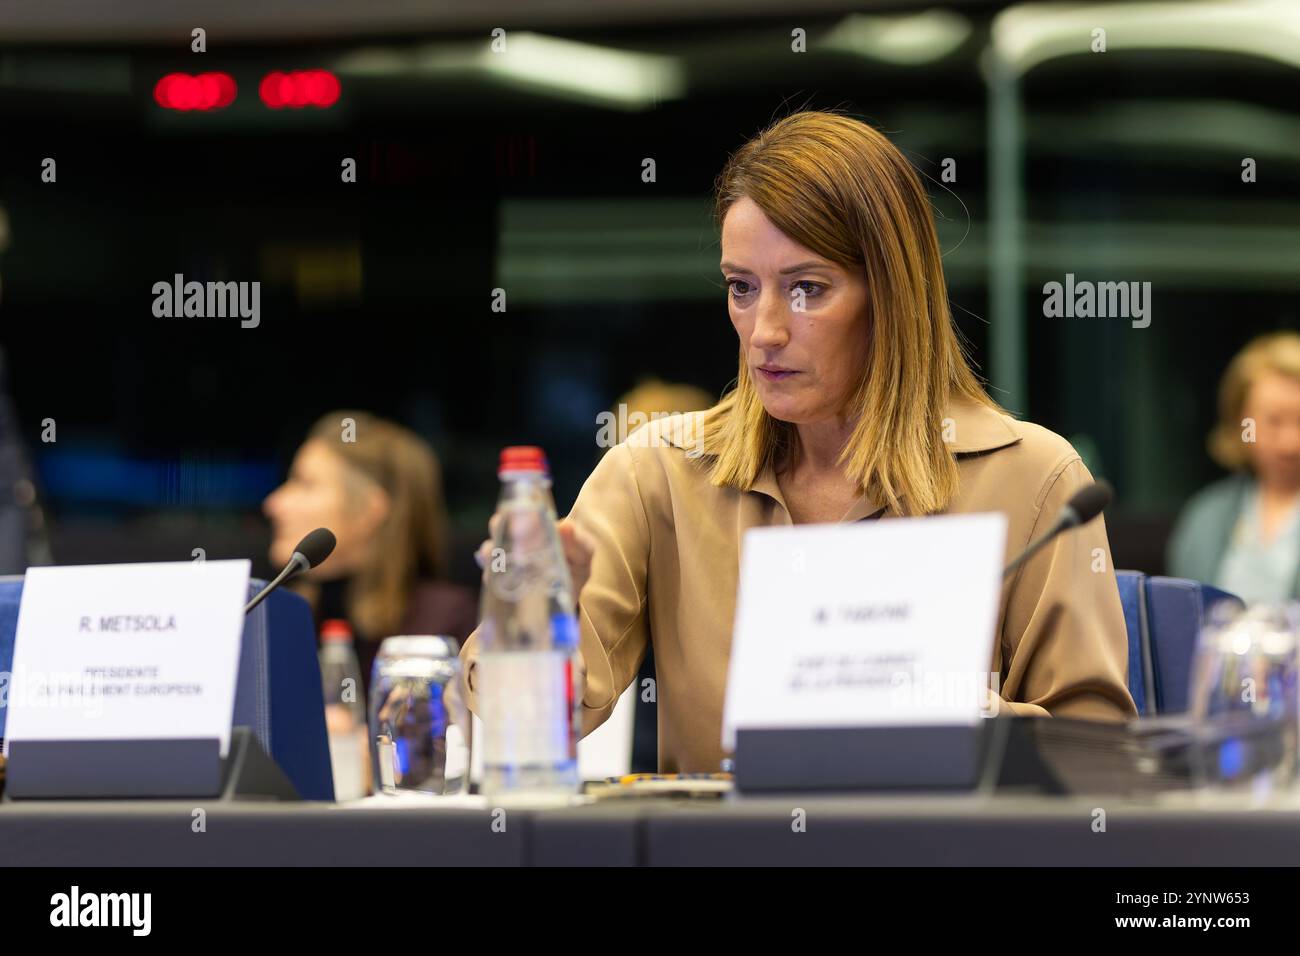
(660, 397), (1022, 522)
(654, 398), (1020, 454)
(942, 397), (1022, 455)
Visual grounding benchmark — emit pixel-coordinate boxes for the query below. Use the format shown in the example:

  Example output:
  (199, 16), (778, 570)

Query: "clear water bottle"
(478, 446), (581, 802)
(319, 619), (369, 801)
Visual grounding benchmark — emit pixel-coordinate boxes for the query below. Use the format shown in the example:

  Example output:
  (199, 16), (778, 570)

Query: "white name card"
(3, 560), (251, 757)
(722, 513), (1007, 750)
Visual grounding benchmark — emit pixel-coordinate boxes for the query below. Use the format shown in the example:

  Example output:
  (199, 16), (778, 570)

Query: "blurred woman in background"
(264, 411), (478, 686)
(613, 379), (714, 437)
(1169, 332), (1300, 603)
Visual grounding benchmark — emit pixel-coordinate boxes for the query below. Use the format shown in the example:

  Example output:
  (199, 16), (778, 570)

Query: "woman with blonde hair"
(1169, 332), (1300, 603)
(461, 110), (1135, 773)
(264, 411), (478, 686)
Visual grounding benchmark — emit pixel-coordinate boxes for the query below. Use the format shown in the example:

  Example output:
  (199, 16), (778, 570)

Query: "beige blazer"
(461, 398), (1137, 773)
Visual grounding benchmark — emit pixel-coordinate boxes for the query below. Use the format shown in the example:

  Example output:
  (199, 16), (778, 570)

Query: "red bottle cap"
(320, 619), (353, 644)
(498, 446), (549, 476)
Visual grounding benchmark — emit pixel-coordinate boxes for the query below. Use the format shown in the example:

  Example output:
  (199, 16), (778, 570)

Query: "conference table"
(4, 789), (1300, 866)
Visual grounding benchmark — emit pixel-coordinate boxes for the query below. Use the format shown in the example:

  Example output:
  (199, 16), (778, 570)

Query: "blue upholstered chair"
(1114, 571), (1244, 716)
(1144, 576), (1243, 715)
(1114, 570), (1153, 715)
(0, 577), (333, 801)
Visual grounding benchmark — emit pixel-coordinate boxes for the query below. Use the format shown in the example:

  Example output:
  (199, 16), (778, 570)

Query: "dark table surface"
(3, 790), (1299, 866)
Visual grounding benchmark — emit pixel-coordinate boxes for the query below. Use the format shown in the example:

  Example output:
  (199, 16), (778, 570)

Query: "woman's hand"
(555, 518), (594, 605)
(474, 514), (595, 718)
(475, 514), (595, 608)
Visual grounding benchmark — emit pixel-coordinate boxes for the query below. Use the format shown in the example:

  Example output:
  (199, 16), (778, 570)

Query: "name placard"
(3, 560), (251, 757)
(722, 513), (1007, 750)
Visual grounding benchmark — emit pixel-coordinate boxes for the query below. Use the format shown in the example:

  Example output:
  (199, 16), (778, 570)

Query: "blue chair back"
(0, 577), (21, 730)
(1115, 570), (1152, 715)
(1145, 576), (1243, 714)
(0, 576), (333, 801)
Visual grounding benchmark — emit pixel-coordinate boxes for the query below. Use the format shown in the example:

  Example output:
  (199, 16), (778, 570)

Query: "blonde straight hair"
(702, 110), (997, 516)
(308, 411), (450, 639)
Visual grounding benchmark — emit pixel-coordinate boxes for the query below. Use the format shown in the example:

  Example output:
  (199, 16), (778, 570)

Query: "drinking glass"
(1188, 601), (1300, 798)
(368, 635), (470, 796)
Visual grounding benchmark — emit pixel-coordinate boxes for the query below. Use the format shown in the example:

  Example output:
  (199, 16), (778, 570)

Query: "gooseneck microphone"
(1001, 480), (1113, 580)
(243, 527), (337, 614)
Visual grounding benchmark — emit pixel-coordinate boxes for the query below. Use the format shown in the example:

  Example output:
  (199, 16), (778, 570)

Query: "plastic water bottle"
(319, 619), (369, 801)
(478, 446), (581, 802)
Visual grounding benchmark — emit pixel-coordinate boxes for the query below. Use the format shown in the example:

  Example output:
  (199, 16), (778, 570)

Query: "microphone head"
(292, 527), (337, 570)
(1065, 480), (1113, 527)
